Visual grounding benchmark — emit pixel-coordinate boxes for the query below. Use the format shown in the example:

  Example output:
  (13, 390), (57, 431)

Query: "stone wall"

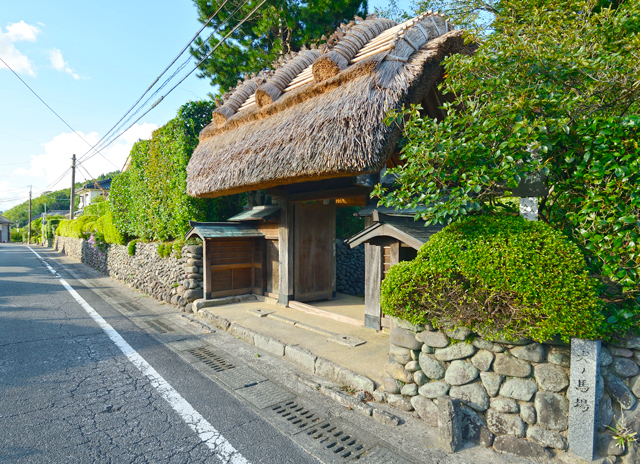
(336, 240), (364, 295)
(54, 236), (204, 312)
(383, 320), (640, 461)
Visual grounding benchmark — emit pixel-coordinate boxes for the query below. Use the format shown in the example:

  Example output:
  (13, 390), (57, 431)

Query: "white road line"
(28, 247), (249, 464)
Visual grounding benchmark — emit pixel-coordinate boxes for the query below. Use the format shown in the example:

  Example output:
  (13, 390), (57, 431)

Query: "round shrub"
(381, 214), (605, 342)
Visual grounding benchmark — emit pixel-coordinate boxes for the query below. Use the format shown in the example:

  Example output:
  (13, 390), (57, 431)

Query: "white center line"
(28, 246), (249, 464)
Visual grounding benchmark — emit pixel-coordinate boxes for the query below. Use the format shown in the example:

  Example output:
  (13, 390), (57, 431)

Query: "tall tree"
(190, 0), (368, 96)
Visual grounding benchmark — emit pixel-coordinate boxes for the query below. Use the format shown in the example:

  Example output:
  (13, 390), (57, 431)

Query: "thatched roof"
(187, 13), (464, 199)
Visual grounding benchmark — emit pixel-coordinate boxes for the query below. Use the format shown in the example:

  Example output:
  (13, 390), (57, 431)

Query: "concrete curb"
(197, 308), (377, 393)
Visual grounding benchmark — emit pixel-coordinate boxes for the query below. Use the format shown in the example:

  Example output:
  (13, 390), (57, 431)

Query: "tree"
(374, 0), (640, 325)
(190, 0), (368, 95)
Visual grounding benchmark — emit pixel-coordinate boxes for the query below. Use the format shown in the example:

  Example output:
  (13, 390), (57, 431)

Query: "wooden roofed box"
(185, 12), (465, 322)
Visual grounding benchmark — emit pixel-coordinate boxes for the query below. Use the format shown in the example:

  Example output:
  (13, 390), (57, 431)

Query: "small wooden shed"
(347, 211), (442, 330)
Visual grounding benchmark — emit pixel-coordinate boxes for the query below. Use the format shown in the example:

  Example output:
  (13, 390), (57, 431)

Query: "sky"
(0, 0), (412, 212)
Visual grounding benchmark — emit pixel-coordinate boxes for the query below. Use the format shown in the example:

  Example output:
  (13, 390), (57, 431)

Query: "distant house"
(76, 178), (111, 215)
(0, 215), (12, 243)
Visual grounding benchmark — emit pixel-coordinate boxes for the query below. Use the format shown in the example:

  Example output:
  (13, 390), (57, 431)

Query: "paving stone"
(600, 347), (614, 367)
(597, 434), (626, 456)
(535, 363), (569, 392)
(416, 330), (449, 348)
(284, 345), (316, 373)
(490, 397), (519, 414)
(526, 426), (567, 450)
(254, 333), (285, 356)
(413, 370), (428, 386)
(449, 381), (490, 411)
(609, 346), (634, 358)
(492, 435), (552, 459)
(387, 394), (414, 411)
(472, 338), (495, 351)
(604, 371), (637, 409)
(400, 383), (419, 396)
(229, 323), (257, 344)
(487, 409), (526, 437)
(317, 358), (375, 392)
(510, 343), (545, 363)
(460, 405), (494, 447)
(548, 347), (571, 367)
(434, 343), (477, 362)
(471, 350), (495, 372)
(389, 345), (413, 364)
(598, 395), (614, 432)
(383, 378), (403, 394)
(520, 402), (536, 425)
(535, 391), (569, 431)
(385, 361), (413, 383)
(493, 353), (532, 377)
(411, 395), (438, 426)
(390, 328), (423, 350)
(445, 327), (472, 341)
(444, 360), (479, 386)
(438, 396), (463, 453)
(500, 378), (538, 401)
(418, 352), (445, 380)
(404, 360), (420, 372)
(480, 371), (504, 397)
(418, 381), (450, 399)
(610, 357), (640, 378)
(372, 409), (401, 426)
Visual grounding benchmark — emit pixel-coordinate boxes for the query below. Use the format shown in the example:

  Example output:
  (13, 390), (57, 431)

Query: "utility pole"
(28, 186), (32, 244)
(69, 154), (76, 220)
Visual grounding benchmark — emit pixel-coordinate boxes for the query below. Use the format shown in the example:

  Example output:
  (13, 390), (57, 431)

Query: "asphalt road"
(0, 243), (319, 464)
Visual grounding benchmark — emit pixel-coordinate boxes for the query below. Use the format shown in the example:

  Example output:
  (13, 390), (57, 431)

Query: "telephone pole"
(69, 154), (76, 220)
(28, 186), (32, 244)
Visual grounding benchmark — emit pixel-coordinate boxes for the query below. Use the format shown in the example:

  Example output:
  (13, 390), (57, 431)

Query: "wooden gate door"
(294, 201), (335, 302)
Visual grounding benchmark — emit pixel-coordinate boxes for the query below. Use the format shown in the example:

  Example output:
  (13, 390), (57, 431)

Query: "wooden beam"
(203, 239), (212, 299)
(364, 243), (383, 330)
(278, 197), (294, 305)
(390, 240), (400, 266)
(286, 186), (372, 202)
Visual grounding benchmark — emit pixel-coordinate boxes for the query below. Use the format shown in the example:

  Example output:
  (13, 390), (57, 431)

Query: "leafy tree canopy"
(190, 0), (368, 96)
(373, 0), (640, 321)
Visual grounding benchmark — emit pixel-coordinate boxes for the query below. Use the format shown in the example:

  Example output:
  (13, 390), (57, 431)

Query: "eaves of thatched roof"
(187, 13), (465, 199)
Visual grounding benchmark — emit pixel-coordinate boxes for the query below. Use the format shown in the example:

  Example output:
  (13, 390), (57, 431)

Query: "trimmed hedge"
(109, 101), (244, 242)
(381, 214), (605, 342)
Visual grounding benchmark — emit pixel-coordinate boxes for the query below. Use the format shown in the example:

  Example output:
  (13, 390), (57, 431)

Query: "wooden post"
(364, 243), (383, 330)
(278, 197), (294, 305)
(202, 239), (211, 299)
(389, 240), (400, 266)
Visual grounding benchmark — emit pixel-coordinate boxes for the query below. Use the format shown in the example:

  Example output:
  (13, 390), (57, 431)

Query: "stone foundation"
(384, 319), (640, 461)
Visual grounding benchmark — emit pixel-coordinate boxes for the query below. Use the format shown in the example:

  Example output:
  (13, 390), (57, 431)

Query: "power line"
(79, 0), (267, 167)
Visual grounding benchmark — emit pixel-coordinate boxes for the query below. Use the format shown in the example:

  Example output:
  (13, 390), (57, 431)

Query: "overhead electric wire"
(76, 0), (232, 162)
(80, 0), (250, 162)
(0, 56), (119, 170)
(79, 0), (267, 167)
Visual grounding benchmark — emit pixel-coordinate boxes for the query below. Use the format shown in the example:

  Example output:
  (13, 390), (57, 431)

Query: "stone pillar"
(438, 396), (463, 453)
(568, 338), (601, 460)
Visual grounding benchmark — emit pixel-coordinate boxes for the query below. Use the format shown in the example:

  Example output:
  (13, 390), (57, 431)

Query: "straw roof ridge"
(187, 30), (464, 198)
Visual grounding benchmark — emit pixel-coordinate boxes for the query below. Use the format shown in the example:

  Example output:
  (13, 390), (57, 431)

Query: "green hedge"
(110, 101), (244, 242)
(381, 215), (606, 342)
(56, 216), (99, 239)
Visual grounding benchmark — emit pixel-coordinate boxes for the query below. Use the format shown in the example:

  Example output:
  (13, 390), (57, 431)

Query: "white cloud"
(47, 48), (80, 80)
(13, 123), (158, 187)
(0, 21), (40, 76)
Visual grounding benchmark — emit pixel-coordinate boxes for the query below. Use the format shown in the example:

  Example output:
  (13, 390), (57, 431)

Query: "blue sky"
(0, 0), (412, 211)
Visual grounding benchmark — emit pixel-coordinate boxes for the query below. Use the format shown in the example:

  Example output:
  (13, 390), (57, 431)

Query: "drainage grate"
(119, 302), (139, 313)
(186, 347), (235, 372)
(293, 419), (371, 463)
(216, 366), (266, 389)
(235, 381), (294, 409)
(145, 319), (175, 333)
(269, 400), (323, 435)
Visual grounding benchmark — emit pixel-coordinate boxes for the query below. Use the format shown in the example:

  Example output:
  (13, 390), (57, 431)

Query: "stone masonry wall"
(336, 240), (364, 296)
(383, 320), (640, 461)
(54, 236), (204, 312)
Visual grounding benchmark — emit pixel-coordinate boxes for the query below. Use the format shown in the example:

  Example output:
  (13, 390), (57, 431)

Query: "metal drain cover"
(347, 445), (415, 463)
(145, 319), (175, 333)
(236, 381), (294, 409)
(263, 400), (324, 435)
(186, 347), (235, 372)
(293, 418), (373, 464)
(216, 366), (267, 389)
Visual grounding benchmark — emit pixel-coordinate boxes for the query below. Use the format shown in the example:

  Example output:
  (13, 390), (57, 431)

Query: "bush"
(56, 216), (99, 239)
(95, 210), (124, 245)
(10, 229), (22, 242)
(381, 215), (606, 343)
(128, 239), (138, 256)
